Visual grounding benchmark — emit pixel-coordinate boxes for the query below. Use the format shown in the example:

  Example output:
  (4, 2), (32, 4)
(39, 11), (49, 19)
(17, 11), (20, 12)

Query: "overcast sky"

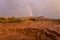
(0, 0), (60, 19)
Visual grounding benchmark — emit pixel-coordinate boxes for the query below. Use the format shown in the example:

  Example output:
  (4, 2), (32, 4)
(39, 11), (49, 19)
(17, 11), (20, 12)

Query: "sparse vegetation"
(0, 17), (59, 23)
(0, 16), (59, 40)
(0, 17), (6, 23)
(8, 17), (17, 23)
(8, 17), (25, 23)
(29, 17), (38, 21)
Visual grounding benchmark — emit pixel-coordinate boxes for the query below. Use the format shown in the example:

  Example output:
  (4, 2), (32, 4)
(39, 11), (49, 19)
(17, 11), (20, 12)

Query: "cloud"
(0, 0), (60, 19)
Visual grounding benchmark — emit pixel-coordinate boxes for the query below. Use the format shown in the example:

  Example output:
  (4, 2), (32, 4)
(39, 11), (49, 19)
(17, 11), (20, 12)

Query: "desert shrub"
(16, 18), (21, 23)
(17, 18), (25, 23)
(8, 17), (17, 23)
(8, 17), (25, 23)
(0, 17), (6, 23)
(0, 20), (5, 23)
(29, 18), (37, 21)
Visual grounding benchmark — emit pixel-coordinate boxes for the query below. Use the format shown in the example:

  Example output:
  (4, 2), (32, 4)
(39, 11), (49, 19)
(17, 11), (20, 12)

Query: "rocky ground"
(0, 20), (60, 40)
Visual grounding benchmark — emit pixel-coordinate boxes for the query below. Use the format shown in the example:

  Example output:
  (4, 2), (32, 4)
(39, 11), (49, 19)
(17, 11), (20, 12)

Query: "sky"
(0, 0), (60, 19)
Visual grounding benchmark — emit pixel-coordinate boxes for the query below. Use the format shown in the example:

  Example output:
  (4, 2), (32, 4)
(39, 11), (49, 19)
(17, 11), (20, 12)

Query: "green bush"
(29, 18), (37, 21)
(0, 17), (6, 23)
(8, 17), (17, 23)
(8, 17), (25, 23)
(17, 18), (25, 23)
